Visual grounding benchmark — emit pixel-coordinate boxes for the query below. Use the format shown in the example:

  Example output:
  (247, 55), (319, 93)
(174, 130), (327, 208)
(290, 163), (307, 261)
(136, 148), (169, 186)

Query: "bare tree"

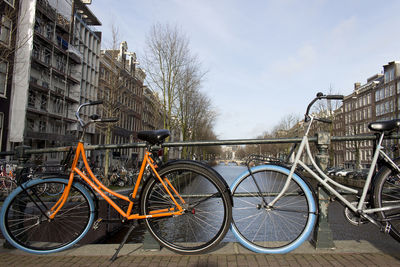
(143, 23), (216, 160)
(143, 23), (192, 131)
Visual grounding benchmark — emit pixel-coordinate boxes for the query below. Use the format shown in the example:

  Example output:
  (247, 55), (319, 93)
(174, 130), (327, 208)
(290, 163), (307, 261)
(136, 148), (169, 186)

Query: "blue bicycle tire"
(0, 178), (95, 254)
(230, 164), (317, 253)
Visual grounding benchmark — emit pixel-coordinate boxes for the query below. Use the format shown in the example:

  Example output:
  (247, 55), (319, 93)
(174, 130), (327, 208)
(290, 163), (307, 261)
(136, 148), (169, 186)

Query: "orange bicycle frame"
(49, 142), (185, 220)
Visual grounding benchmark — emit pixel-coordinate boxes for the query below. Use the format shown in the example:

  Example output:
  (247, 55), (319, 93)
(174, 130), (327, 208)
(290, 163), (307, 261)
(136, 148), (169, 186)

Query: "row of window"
(26, 117), (67, 135)
(344, 93), (372, 112)
(345, 107), (372, 123)
(376, 99), (395, 116)
(73, 18), (100, 54)
(375, 85), (395, 102)
(28, 90), (72, 117)
(345, 149), (372, 162)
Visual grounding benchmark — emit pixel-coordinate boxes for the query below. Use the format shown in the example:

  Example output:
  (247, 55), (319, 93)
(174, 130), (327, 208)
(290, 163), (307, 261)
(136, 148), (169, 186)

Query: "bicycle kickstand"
(110, 223), (136, 262)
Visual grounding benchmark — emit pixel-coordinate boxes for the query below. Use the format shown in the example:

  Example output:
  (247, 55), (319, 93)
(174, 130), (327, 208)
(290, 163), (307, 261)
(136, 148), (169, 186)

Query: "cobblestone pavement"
(1, 200), (400, 266)
(0, 252), (399, 266)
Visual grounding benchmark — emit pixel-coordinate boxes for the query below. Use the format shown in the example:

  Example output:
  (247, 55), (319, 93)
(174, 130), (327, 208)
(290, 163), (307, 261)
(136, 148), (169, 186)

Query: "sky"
(88, 0), (400, 140)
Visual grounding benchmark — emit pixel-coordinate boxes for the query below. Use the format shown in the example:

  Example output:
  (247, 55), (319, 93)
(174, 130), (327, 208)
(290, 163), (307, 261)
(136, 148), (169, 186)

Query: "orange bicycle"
(0, 101), (232, 256)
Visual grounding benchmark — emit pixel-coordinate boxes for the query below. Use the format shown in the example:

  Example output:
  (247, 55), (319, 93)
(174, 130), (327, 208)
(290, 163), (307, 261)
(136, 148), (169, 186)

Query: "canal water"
(102, 163), (246, 244)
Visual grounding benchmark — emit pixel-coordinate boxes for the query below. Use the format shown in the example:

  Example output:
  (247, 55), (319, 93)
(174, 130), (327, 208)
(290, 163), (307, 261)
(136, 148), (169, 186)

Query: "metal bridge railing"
(1, 133), (399, 156)
(1, 132), (399, 251)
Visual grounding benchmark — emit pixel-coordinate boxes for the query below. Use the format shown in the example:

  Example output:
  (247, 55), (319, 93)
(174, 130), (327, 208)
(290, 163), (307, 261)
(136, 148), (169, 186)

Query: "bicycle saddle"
(137, 129), (170, 145)
(368, 119), (400, 132)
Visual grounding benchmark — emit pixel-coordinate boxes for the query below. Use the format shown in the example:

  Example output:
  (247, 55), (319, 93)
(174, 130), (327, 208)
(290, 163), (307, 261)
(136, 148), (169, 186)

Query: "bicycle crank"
(344, 202), (369, 226)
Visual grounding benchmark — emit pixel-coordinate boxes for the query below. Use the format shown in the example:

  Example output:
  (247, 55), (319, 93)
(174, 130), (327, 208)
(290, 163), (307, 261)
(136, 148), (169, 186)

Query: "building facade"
(0, 0), (18, 152)
(8, 0), (81, 159)
(142, 86), (163, 131)
(335, 61), (400, 169)
(71, 0), (101, 144)
(3, 0), (101, 164)
(98, 42), (145, 164)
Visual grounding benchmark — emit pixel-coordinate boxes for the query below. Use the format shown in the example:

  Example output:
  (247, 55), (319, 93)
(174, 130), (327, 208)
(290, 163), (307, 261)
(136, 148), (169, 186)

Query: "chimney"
(354, 82), (361, 90)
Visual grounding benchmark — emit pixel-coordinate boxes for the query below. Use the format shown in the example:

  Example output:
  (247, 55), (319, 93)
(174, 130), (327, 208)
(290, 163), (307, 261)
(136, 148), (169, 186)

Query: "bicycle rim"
(0, 178), (95, 254)
(374, 168), (400, 241)
(141, 163), (231, 254)
(230, 165), (316, 253)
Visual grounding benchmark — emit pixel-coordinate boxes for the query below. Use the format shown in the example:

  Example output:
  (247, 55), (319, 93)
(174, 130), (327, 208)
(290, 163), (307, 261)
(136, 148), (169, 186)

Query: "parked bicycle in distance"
(230, 92), (400, 253)
(0, 100), (232, 259)
(0, 161), (17, 200)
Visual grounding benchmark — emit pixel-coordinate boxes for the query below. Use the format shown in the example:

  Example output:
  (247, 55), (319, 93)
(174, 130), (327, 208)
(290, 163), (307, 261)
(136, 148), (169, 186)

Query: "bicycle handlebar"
(76, 100), (119, 127)
(305, 92), (344, 122)
(326, 95), (344, 100)
(89, 100), (103, 105)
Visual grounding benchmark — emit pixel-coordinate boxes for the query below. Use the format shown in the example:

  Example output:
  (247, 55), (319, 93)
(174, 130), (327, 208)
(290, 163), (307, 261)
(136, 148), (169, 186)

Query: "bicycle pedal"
(384, 223), (392, 234)
(93, 218), (103, 230)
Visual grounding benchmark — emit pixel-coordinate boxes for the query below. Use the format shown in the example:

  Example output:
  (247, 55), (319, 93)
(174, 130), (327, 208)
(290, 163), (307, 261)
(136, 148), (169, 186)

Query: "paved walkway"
(1, 240), (399, 266)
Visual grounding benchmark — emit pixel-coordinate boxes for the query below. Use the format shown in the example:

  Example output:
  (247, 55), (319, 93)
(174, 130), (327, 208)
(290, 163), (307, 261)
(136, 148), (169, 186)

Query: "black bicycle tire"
(140, 161), (232, 254)
(373, 158), (400, 242)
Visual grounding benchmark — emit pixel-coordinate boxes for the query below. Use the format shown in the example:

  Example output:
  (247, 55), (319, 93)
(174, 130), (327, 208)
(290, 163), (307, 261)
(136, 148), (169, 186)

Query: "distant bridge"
(215, 160), (245, 166)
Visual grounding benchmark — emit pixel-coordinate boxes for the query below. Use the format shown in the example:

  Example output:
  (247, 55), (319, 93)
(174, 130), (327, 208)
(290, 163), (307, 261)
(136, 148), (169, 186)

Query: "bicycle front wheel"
(0, 177), (17, 199)
(230, 165), (317, 253)
(0, 178), (95, 254)
(140, 161), (232, 254)
(373, 162), (400, 242)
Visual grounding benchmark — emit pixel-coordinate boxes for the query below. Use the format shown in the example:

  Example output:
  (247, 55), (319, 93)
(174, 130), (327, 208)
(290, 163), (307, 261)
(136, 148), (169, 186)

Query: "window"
(53, 98), (63, 114)
(43, 49), (51, 65)
(375, 90), (380, 102)
(28, 91), (36, 107)
(39, 120), (46, 133)
(33, 43), (40, 60)
(40, 95), (47, 110)
(55, 55), (65, 72)
(0, 60), (8, 96)
(26, 118), (35, 131)
(0, 16), (12, 46)
(45, 24), (53, 39)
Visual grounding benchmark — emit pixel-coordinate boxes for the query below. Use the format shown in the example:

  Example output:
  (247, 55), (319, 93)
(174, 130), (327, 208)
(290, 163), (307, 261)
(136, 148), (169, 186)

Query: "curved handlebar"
(326, 95), (344, 100)
(76, 100), (119, 127)
(305, 92), (344, 122)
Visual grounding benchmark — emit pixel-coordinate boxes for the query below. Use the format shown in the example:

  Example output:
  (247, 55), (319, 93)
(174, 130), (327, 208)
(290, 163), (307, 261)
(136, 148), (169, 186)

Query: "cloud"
(327, 16), (358, 52)
(276, 44), (317, 76)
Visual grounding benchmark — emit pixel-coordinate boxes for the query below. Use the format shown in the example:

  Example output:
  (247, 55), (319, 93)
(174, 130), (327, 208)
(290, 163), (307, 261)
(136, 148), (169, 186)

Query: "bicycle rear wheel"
(373, 162), (400, 242)
(140, 161), (232, 254)
(0, 178), (95, 254)
(230, 164), (317, 253)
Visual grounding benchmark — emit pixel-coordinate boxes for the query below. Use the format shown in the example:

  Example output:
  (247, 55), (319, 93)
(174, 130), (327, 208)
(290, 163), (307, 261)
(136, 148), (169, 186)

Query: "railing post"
(311, 132), (335, 249)
(142, 230), (161, 251)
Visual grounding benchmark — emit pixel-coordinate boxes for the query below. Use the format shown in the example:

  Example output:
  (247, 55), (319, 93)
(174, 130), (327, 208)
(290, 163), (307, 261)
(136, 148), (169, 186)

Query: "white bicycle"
(230, 92), (400, 253)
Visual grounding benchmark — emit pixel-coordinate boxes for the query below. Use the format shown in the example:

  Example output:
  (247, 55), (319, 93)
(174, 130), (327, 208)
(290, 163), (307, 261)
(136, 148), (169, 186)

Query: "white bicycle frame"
(268, 115), (400, 217)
